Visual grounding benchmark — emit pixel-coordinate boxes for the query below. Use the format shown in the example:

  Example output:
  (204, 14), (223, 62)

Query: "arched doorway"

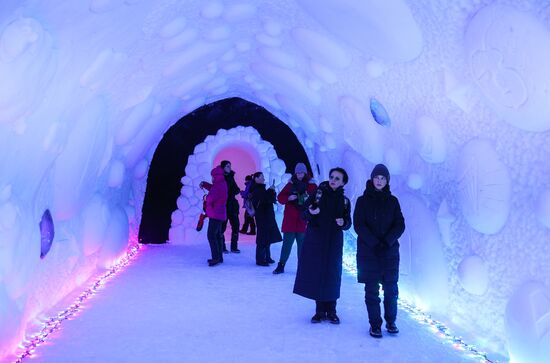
(139, 97), (312, 244)
(169, 126), (288, 244)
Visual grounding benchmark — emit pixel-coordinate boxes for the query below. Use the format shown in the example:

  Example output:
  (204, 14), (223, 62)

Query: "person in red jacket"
(273, 163), (317, 274)
(203, 165), (228, 266)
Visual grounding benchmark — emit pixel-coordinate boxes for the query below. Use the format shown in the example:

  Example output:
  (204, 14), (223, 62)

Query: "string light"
(12, 231), (496, 363)
(342, 232), (495, 363)
(13, 242), (143, 363)
(397, 300), (495, 362)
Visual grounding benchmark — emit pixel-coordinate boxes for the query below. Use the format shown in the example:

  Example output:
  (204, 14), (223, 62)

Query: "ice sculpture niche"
(39, 209), (54, 259)
(369, 97), (391, 127)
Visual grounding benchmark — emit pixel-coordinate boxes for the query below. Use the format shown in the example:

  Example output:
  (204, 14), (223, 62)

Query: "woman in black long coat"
(293, 167), (352, 324)
(353, 164), (405, 338)
(249, 172), (282, 266)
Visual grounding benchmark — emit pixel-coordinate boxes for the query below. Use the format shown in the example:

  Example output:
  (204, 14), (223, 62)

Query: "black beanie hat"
(220, 160), (231, 168)
(370, 164), (390, 182)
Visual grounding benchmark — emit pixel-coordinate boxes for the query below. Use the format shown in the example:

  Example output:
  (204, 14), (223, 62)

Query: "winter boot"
(369, 326), (383, 338)
(272, 262), (285, 274)
(311, 312), (326, 323)
(327, 312), (340, 325)
(208, 258), (222, 267)
(386, 322), (399, 334)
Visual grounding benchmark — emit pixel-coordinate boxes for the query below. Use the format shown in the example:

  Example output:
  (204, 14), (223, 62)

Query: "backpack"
(244, 194), (256, 217)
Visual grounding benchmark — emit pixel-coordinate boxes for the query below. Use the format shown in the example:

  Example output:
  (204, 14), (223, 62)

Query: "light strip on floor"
(13, 242), (143, 363)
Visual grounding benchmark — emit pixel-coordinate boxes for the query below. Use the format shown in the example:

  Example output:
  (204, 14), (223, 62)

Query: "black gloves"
(374, 239), (389, 253)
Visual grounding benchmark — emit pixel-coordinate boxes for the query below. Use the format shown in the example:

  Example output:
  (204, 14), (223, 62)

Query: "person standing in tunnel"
(273, 163), (317, 274)
(203, 165), (228, 267)
(239, 174), (256, 235)
(220, 160), (241, 253)
(293, 167), (352, 324)
(249, 171), (282, 266)
(353, 164), (405, 338)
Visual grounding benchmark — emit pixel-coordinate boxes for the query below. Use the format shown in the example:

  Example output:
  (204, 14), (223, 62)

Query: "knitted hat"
(370, 164), (390, 182)
(220, 160), (231, 168)
(294, 163), (307, 174)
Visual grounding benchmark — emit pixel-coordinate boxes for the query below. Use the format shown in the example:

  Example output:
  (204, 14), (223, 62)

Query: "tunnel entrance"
(138, 97), (312, 244)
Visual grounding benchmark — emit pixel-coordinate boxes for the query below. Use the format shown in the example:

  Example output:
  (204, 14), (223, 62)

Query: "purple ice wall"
(1, 1), (549, 361)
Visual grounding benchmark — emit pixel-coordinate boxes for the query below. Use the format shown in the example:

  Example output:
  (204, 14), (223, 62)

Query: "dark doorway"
(138, 97), (312, 244)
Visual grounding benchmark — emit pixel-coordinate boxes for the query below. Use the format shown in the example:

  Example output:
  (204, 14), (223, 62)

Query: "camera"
(310, 189), (323, 210)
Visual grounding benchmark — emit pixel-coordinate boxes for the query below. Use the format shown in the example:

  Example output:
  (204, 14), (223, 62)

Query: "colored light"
(12, 242), (143, 363)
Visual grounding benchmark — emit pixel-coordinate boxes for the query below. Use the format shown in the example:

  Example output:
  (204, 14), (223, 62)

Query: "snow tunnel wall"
(1, 1), (550, 361)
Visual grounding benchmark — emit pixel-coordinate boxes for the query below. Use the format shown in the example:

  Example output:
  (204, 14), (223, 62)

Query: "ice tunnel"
(1, 1), (550, 362)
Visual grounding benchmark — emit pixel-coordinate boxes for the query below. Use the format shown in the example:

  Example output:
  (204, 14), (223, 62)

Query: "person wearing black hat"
(353, 164), (405, 338)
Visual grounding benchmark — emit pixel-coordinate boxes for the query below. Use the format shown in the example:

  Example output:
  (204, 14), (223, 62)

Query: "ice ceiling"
(1, 0), (550, 362)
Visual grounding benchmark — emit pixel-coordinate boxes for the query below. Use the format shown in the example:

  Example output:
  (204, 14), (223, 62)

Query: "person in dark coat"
(239, 174), (256, 235)
(273, 162), (317, 274)
(249, 171), (283, 266)
(293, 167), (352, 324)
(220, 160), (241, 253)
(353, 164), (405, 338)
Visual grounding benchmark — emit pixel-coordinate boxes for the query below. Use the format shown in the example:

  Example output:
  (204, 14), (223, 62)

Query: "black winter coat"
(224, 171), (240, 216)
(250, 183), (282, 246)
(353, 180), (405, 283)
(293, 182), (352, 301)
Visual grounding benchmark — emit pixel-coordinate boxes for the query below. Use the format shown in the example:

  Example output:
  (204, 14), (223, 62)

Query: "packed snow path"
(30, 237), (476, 363)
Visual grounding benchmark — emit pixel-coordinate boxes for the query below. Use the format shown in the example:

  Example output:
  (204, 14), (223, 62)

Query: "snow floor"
(25, 234), (477, 363)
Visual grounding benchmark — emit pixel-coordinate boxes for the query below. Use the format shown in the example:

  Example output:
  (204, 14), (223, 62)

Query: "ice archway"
(169, 126), (289, 245)
(137, 97), (311, 246)
(1, 1), (550, 362)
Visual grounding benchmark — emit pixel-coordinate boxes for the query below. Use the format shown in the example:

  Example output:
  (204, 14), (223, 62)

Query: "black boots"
(311, 312), (339, 324)
(386, 322), (399, 334)
(311, 313), (326, 323)
(272, 262), (285, 274)
(207, 258), (222, 266)
(327, 313), (340, 324)
(369, 326), (382, 338)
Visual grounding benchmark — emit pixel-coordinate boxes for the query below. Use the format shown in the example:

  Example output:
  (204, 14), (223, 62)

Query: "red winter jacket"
(277, 177), (317, 233)
(205, 166), (228, 221)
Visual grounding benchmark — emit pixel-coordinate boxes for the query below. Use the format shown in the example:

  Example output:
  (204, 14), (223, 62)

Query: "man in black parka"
(354, 164), (405, 338)
(220, 160), (241, 253)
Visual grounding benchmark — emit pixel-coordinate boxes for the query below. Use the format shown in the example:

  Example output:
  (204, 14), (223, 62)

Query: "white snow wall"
(0, 1), (549, 362)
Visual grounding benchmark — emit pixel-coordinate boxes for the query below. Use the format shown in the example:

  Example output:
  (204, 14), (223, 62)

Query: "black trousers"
(222, 213), (240, 250)
(315, 300), (337, 314)
(240, 211), (256, 233)
(364, 279), (398, 328)
(207, 218), (224, 261)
